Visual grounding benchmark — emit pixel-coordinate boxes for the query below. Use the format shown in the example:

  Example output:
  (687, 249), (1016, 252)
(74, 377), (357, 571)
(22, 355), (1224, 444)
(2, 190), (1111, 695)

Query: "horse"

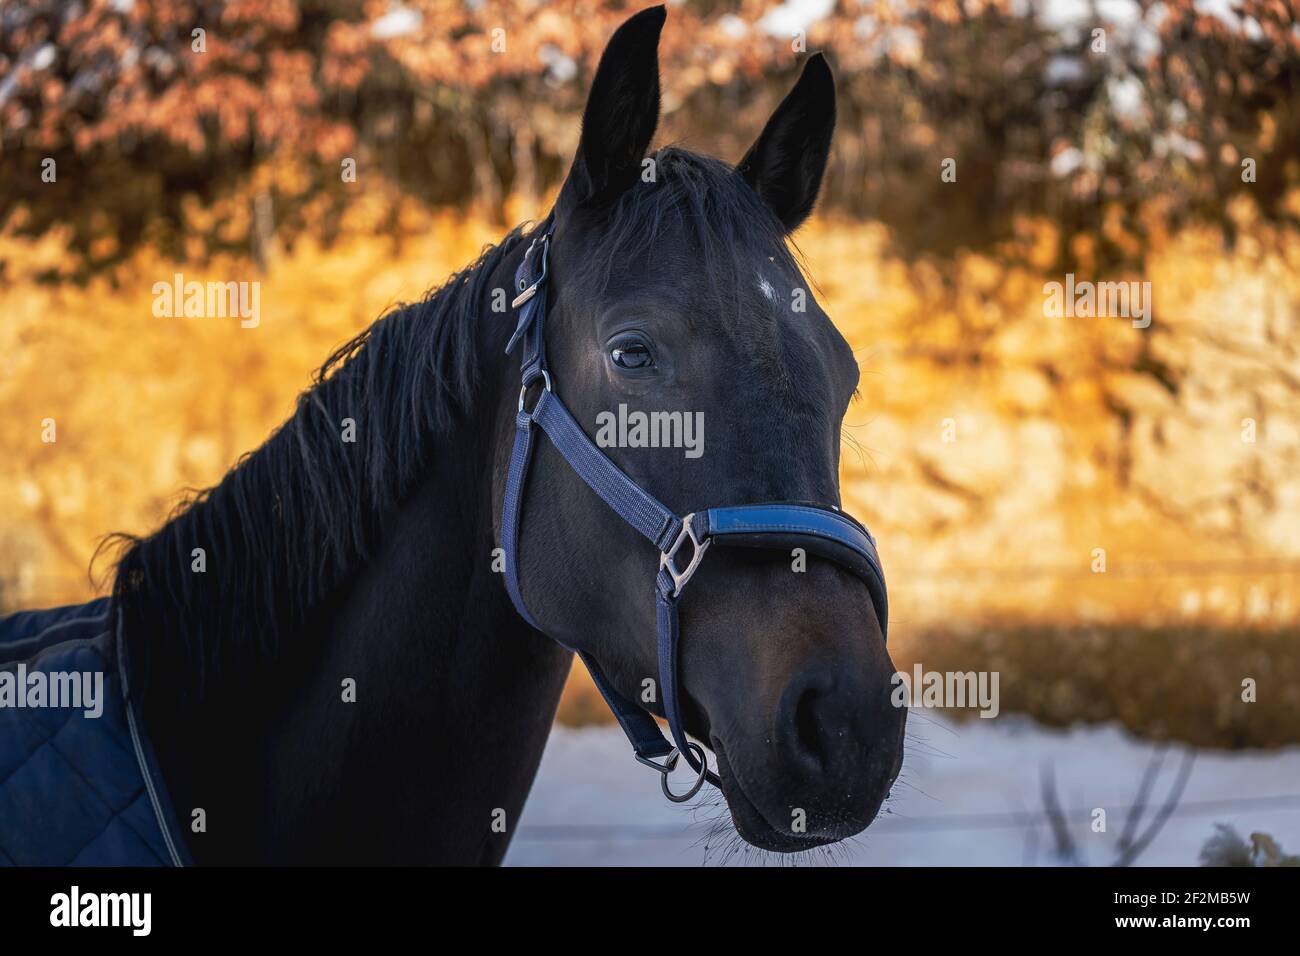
(0, 5), (905, 865)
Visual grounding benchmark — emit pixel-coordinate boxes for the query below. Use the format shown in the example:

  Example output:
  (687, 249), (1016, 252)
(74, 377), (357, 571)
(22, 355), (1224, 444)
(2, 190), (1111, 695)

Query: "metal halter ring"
(635, 743), (709, 803)
(517, 369), (553, 413)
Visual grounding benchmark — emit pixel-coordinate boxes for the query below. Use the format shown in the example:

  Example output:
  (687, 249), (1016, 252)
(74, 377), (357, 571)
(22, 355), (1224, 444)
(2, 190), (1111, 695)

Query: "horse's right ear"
(558, 5), (666, 215)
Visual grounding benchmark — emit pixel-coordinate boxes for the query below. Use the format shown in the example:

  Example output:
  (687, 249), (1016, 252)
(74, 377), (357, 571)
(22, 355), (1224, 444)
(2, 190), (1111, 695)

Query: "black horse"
(3, 6), (904, 865)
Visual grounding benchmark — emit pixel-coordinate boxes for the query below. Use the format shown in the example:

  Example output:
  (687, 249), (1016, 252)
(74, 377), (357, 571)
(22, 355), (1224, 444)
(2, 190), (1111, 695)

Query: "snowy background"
(506, 716), (1300, 866)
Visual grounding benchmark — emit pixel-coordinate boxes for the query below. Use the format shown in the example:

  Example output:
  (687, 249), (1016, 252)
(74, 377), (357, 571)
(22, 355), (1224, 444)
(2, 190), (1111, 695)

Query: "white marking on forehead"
(756, 272), (778, 304)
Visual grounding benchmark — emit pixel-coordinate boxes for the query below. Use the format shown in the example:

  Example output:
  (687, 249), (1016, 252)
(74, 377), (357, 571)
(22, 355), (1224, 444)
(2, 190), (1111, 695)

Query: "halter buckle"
(511, 231), (551, 308)
(660, 513), (710, 598)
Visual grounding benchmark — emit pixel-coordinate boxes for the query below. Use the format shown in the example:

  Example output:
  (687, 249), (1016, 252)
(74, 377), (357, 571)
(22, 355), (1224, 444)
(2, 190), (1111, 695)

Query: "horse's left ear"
(559, 5), (666, 214)
(737, 53), (836, 233)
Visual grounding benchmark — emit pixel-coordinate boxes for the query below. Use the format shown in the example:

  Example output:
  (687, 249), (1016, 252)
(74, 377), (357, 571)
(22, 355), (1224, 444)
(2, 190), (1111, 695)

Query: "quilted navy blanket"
(0, 599), (190, 866)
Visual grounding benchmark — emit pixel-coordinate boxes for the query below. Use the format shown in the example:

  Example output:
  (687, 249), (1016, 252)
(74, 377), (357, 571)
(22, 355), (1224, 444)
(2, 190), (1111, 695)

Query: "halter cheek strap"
(499, 218), (889, 801)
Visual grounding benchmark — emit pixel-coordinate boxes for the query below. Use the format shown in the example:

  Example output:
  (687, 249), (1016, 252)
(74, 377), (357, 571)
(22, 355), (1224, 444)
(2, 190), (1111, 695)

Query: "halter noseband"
(500, 217), (889, 802)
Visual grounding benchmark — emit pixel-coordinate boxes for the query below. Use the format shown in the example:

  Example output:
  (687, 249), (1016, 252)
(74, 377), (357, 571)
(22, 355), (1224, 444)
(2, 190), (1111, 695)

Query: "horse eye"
(610, 341), (653, 370)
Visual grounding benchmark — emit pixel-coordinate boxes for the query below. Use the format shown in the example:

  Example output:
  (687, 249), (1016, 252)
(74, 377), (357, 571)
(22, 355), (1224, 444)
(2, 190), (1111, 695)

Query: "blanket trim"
(115, 610), (187, 867)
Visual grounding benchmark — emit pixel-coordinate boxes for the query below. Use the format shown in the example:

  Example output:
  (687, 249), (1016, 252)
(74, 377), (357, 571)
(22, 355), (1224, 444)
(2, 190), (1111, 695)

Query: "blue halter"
(501, 218), (889, 801)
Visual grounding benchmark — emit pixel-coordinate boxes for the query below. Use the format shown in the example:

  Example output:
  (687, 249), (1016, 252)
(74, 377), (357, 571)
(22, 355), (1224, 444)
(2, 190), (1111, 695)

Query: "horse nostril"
(794, 684), (823, 765)
(780, 671), (836, 771)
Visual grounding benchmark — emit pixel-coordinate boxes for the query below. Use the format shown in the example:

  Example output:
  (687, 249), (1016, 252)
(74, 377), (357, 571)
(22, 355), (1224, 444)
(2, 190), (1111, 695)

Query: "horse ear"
(558, 5), (666, 213)
(737, 54), (836, 233)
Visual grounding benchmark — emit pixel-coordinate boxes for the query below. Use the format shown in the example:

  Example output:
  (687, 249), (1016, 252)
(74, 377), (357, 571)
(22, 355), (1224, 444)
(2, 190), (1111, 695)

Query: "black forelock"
(568, 146), (805, 329)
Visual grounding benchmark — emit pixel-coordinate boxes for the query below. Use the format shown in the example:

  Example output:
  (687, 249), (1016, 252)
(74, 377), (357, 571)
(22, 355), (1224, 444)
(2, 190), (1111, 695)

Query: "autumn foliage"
(3, 0), (1298, 276)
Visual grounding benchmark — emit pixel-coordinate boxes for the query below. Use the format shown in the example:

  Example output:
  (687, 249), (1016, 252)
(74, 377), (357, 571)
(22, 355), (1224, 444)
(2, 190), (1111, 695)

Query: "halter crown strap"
(499, 216), (889, 800)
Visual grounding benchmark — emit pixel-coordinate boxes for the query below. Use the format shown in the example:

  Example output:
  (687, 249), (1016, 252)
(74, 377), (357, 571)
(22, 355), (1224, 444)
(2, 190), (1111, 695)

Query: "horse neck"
(145, 236), (573, 864)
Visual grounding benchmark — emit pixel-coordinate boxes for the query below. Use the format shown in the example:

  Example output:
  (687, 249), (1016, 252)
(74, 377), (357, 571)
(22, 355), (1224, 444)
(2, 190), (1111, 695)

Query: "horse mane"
(108, 223), (531, 705)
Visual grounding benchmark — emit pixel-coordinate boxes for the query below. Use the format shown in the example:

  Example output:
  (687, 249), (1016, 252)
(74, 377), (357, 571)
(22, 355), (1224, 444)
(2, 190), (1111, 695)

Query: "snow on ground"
(505, 715), (1300, 866)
